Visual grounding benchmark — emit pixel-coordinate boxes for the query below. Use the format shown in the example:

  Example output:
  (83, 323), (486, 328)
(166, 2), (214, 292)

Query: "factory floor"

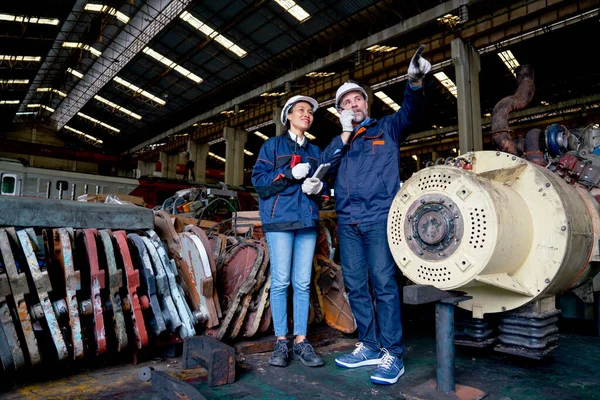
(2, 320), (599, 400)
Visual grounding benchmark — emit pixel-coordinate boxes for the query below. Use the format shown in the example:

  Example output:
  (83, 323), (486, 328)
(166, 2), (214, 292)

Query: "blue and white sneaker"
(370, 349), (405, 385)
(335, 342), (383, 368)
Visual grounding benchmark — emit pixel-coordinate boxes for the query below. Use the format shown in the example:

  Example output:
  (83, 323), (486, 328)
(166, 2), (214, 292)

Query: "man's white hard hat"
(281, 95), (319, 124)
(335, 82), (368, 110)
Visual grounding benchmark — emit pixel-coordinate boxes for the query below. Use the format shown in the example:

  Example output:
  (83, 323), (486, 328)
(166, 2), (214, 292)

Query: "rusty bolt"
(545, 278), (550, 284)
(546, 183), (551, 187)
(80, 300), (93, 316)
(193, 310), (207, 324)
(52, 299), (68, 317)
(561, 226), (567, 231)
(30, 304), (44, 321)
(140, 295), (150, 310)
(122, 297), (131, 312)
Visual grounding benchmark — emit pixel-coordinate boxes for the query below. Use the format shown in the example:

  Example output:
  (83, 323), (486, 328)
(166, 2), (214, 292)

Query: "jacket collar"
(284, 130), (308, 149)
(356, 117), (377, 130)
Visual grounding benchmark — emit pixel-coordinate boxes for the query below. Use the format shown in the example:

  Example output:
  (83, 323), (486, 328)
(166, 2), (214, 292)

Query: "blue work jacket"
(323, 83), (425, 225)
(252, 131), (343, 232)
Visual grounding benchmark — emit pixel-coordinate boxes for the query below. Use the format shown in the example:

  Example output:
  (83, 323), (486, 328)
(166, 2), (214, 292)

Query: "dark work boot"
(292, 339), (324, 367)
(269, 339), (290, 367)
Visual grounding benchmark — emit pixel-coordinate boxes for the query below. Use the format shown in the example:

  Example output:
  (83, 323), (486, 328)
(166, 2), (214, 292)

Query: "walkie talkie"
(290, 154), (301, 168)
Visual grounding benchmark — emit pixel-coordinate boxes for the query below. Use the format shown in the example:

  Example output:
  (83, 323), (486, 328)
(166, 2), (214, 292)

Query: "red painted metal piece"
(112, 230), (148, 349)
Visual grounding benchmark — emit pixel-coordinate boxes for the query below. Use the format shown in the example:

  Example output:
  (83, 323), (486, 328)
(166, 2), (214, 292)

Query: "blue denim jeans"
(265, 227), (317, 337)
(338, 221), (403, 357)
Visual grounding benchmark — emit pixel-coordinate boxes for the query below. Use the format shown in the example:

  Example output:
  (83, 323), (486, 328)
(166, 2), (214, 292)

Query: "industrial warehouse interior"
(0, 0), (599, 399)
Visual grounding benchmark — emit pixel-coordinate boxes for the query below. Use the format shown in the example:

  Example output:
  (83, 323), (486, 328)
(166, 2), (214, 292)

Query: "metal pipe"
(46, 181), (51, 199)
(523, 128), (545, 166)
(436, 302), (455, 393)
(491, 65), (535, 155)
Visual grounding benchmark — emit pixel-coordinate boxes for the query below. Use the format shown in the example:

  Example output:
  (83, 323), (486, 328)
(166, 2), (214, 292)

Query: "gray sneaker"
(292, 339), (324, 367)
(269, 339), (290, 367)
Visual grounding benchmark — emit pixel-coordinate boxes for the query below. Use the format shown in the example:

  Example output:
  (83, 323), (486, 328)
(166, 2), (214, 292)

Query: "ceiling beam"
(127, 0), (470, 154)
(50, 0), (193, 131)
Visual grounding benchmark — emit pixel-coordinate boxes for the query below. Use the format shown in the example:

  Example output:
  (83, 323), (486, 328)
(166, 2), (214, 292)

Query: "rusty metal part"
(0, 315), (14, 370)
(180, 232), (219, 328)
(138, 366), (207, 400)
(16, 229), (69, 361)
(310, 258), (326, 325)
(139, 235), (181, 333)
(229, 240), (268, 339)
(182, 335), (235, 387)
(210, 243), (263, 340)
(523, 128), (545, 166)
(153, 212), (204, 324)
(0, 299), (24, 370)
(315, 256), (357, 334)
(75, 229), (107, 356)
(127, 233), (167, 337)
(243, 272), (271, 338)
(183, 226), (222, 319)
(0, 228), (40, 366)
(491, 65), (535, 155)
(97, 230), (128, 352)
(44, 228), (84, 360)
(112, 230), (148, 349)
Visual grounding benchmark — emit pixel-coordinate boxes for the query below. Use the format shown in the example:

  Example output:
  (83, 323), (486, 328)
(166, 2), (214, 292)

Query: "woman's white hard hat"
(281, 95), (319, 124)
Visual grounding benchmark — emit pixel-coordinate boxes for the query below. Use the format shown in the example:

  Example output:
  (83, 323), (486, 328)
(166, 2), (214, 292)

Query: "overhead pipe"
(523, 128), (546, 166)
(491, 65), (535, 155)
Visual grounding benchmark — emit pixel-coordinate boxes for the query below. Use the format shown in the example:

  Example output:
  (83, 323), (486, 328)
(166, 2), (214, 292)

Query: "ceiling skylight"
(0, 100), (19, 105)
(64, 125), (103, 146)
(27, 104), (55, 112)
(0, 13), (59, 25)
(0, 79), (29, 84)
(0, 55), (41, 62)
(62, 42), (102, 57)
(327, 107), (340, 118)
(36, 87), (67, 97)
(498, 50), (520, 77)
(94, 95), (142, 120)
(208, 152), (226, 163)
(142, 47), (203, 84)
(274, 0), (310, 22)
(375, 91), (401, 111)
(434, 72), (458, 98)
(244, 149), (254, 156)
(77, 112), (120, 133)
(180, 11), (247, 58)
(84, 4), (130, 24)
(66, 68), (84, 79)
(253, 131), (269, 140)
(113, 76), (166, 106)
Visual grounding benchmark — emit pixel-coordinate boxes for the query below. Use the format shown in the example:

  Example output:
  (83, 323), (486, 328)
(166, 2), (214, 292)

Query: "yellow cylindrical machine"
(388, 151), (600, 317)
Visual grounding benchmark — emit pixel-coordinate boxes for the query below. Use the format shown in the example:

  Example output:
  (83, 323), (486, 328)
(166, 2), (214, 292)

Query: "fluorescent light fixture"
(208, 152), (226, 163)
(0, 13), (59, 25)
(0, 100), (19, 105)
(306, 72), (335, 78)
(77, 112), (120, 133)
(36, 87), (67, 97)
(437, 13), (461, 28)
(113, 76), (166, 106)
(540, 100), (550, 106)
(498, 50), (520, 77)
(412, 155), (418, 161)
(148, 143), (165, 150)
(193, 122), (213, 127)
(484, 113), (491, 117)
(305, 132), (316, 140)
(434, 72), (458, 98)
(254, 131), (269, 140)
(220, 109), (245, 115)
(260, 92), (286, 97)
(84, 4), (130, 24)
(66, 68), (84, 79)
(274, 0), (310, 22)
(327, 107), (340, 118)
(0, 79), (29, 84)
(62, 42), (101, 57)
(94, 95), (142, 120)
(27, 103), (55, 112)
(143, 47), (202, 84)
(244, 149), (254, 156)
(374, 91), (401, 112)
(452, 148), (458, 153)
(366, 45), (398, 53)
(15, 111), (37, 115)
(64, 125), (103, 146)
(0, 55), (41, 62)
(180, 11), (247, 58)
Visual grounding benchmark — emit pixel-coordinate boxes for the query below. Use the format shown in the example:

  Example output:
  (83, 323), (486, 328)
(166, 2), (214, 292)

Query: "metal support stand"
(403, 285), (486, 400)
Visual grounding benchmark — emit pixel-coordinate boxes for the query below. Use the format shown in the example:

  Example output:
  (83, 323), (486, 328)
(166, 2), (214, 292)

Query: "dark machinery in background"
(388, 65), (600, 359)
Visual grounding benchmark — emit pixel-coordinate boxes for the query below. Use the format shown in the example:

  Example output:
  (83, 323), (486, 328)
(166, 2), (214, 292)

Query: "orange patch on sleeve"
(373, 140), (385, 145)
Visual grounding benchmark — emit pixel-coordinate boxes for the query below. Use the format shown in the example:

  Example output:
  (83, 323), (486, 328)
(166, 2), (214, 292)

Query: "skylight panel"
(274, 0), (310, 22)
(113, 76), (166, 106)
(253, 131), (269, 140)
(208, 152), (226, 163)
(374, 91), (401, 111)
(0, 100), (20, 105)
(77, 112), (120, 133)
(0, 55), (41, 62)
(94, 95), (142, 120)
(433, 72), (458, 98)
(306, 72), (335, 78)
(0, 79), (29, 84)
(327, 107), (340, 118)
(498, 50), (520, 77)
(305, 132), (316, 140)
(62, 42), (102, 57)
(142, 47), (202, 83)
(27, 104), (55, 112)
(36, 87), (67, 97)
(0, 13), (59, 25)
(84, 4), (130, 23)
(244, 149), (254, 156)
(180, 11), (247, 58)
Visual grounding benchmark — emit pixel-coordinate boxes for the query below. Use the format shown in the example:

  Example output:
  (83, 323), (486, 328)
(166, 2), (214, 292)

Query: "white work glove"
(339, 109), (355, 132)
(302, 177), (323, 195)
(407, 45), (431, 84)
(291, 162), (310, 180)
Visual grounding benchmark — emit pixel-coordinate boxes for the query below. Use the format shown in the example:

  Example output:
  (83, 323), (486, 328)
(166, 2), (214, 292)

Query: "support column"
(365, 86), (374, 112)
(187, 140), (209, 182)
(451, 38), (483, 153)
(273, 107), (285, 136)
(432, 151), (439, 163)
(159, 152), (177, 179)
(223, 127), (248, 186)
(414, 154), (422, 171)
(136, 160), (154, 178)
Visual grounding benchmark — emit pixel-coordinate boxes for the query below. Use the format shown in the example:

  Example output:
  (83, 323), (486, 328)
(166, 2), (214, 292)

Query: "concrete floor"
(2, 328), (599, 400)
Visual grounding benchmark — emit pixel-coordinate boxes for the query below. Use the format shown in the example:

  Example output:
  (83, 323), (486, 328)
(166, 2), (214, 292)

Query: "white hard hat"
(281, 95), (319, 125)
(335, 82), (368, 109)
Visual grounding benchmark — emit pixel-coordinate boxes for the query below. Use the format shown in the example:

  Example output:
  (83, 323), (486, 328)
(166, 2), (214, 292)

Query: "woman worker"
(251, 95), (327, 368)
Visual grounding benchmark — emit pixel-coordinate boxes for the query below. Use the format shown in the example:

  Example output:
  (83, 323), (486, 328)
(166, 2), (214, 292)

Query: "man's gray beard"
(354, 112), (366, 123)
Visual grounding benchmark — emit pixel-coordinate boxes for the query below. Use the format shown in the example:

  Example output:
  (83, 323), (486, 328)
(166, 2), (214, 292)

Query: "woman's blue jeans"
(265, 227), (317, 337)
